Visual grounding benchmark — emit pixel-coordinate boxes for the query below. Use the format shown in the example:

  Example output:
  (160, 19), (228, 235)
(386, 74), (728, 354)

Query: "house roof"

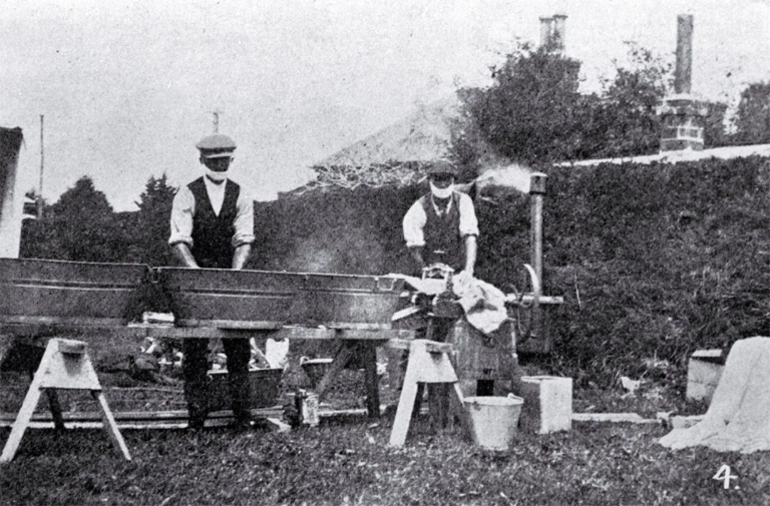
(316, 96), (458, 167)
(556, 143), (770, 167)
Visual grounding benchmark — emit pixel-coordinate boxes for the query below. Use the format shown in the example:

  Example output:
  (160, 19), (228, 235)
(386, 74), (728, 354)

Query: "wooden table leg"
(45, 389), (66, 431)
(315, 341), (354, 400)
(362, 343), (380, 418)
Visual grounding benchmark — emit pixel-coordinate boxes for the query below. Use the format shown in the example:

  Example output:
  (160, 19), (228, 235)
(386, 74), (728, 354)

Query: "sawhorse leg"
(1, 338), (131, 463)
(389, 339), (466, 447)
(0, 381), (44, 463)
(93, 391), (131, 461)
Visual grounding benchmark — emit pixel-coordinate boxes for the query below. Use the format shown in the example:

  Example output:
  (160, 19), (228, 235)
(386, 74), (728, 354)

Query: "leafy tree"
(450, 42), (684, 168)
(132, 174), (178, 266)
(451, 44), (585, 168)
(702, 101), (729, 148)
(592, 44), (672, 158)
(733, 82), (770, 145)
(46, 176), (127, 262)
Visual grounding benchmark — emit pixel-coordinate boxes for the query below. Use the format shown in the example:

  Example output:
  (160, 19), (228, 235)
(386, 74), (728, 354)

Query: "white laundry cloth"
(659, 336), (770, 453)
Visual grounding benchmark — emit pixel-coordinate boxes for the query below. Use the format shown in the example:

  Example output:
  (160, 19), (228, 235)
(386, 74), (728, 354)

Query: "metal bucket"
(300, 357), (333, 387)
(206, 367), (283, 410)
(465, 395), (524, 452)
(158, 267), (304, 329)
(0, 258), (150, 326)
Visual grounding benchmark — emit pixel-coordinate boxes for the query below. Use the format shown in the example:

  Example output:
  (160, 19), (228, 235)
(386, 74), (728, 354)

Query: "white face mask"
(430, 182), (454, 199)
(206, 169), (228, 183)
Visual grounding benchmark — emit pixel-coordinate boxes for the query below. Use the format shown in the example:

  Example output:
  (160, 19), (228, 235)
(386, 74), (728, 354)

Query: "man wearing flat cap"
(402, 160), (478, 278)
(169, 133), (255, 430)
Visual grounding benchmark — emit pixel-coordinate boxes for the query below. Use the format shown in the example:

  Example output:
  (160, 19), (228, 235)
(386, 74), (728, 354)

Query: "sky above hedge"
(2, 0), (769, 212)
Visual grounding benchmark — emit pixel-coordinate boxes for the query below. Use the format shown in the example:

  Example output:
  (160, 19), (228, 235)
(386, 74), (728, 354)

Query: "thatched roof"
(318, 96), (458, 167)
(288, 97), (459, 195)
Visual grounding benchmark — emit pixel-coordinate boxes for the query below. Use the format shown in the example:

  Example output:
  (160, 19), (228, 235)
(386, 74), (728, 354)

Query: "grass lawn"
(1, 408), (769, 506)
(1, 338), (766, 505)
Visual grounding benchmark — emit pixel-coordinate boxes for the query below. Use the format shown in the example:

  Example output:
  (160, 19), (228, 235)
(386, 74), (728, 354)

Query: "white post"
(0, 127), (24, 258)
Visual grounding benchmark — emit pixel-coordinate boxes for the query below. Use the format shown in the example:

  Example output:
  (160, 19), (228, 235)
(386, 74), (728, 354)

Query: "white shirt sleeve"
(402, 200), (427, 248)
(168, 186), (195, 247)
(458, 193), (480, 238)
(232, 188), (255, 248)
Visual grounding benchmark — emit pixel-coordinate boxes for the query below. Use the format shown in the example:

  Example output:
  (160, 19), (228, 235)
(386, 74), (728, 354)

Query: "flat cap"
(196, 134), (236, 158)
(427, 160), (458, 176)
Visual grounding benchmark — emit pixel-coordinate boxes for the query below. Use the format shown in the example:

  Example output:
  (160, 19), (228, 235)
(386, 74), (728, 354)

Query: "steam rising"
(476, 163), (532, 193)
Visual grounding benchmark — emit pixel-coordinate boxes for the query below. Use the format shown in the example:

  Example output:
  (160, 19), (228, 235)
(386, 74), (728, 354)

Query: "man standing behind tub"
(169, 133), (255, 431)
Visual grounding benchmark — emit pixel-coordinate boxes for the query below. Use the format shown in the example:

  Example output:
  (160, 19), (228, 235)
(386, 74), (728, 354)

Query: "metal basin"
(0, 258), (150, 326)
(157, 267), (303, 329)
(291, 273), (405, 329)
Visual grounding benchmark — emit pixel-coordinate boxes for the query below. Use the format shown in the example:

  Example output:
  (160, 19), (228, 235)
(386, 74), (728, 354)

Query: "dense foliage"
(17, 156), (770, 389)
(733, 82), (770, 145)
(450, 44), (768, 175)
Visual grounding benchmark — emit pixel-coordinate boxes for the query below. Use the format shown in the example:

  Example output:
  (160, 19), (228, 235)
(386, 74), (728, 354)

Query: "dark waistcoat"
(420, 191), (463, 270)
(188, 177), (240, 268)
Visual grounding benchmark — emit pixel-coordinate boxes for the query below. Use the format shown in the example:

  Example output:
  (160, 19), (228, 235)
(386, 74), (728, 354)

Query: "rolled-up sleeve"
(169, 186), (195, 247)
(402, 201), (427, 248)
(232, 189), (255, 248)
(458, 193), (479, 238)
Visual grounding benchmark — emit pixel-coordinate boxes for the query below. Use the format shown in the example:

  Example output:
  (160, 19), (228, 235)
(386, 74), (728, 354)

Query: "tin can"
(294, 389), (319, 427)
(302, 392), (320, 426)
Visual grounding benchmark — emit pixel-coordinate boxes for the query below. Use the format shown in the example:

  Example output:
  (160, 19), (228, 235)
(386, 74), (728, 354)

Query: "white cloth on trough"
(659, 336), (770, 453)
(450, 273), (508, 336)
(387, 272), (509, 335)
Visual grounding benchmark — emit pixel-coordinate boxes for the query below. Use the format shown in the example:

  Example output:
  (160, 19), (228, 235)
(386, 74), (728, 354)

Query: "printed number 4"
(713, 464), (738, 490)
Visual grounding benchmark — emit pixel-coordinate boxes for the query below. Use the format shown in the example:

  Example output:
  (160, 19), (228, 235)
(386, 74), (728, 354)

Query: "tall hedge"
(253, 156), (770, 388)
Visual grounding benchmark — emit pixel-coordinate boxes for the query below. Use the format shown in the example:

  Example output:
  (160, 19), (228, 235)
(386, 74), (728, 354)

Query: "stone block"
(686, 349), (724, 404)
(519, 376), (572, 433)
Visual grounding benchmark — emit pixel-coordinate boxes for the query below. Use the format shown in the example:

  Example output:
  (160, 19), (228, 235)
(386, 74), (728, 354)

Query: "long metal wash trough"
(0, 258), (413, 420)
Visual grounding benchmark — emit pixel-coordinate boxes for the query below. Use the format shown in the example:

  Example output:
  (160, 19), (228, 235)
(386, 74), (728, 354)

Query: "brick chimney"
(552, 13), (567, 54)
(539, 14), (567, 54)
(658, 14), (706, 152)
(539, 16), (553, 49)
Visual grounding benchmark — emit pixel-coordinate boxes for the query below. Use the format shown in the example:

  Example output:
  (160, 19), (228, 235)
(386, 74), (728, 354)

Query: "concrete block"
(519, 376), (572, 433)
(686, 350), (724, 404)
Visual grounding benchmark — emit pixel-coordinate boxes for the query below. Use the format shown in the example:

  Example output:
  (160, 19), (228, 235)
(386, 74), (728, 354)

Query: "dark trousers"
(183, 338), (252, 426)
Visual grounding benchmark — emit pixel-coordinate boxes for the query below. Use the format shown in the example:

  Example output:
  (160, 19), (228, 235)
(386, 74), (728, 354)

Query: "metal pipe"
(529, 172), (547, 295)
(674, 14), (693, 95)
(38, 115), (44, 219)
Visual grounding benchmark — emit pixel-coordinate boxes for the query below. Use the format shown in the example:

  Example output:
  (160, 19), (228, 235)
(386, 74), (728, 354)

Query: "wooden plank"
(504, 295), (564, 305)
(572, 413), (658, 424)
(0, 406), (388, 429)
(0, 316), (130, 328)
(387, 338), (454, 354)
(1, 322), (416, 342)
(174, 319), (285, 330)
(140, 326), (415, 341)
